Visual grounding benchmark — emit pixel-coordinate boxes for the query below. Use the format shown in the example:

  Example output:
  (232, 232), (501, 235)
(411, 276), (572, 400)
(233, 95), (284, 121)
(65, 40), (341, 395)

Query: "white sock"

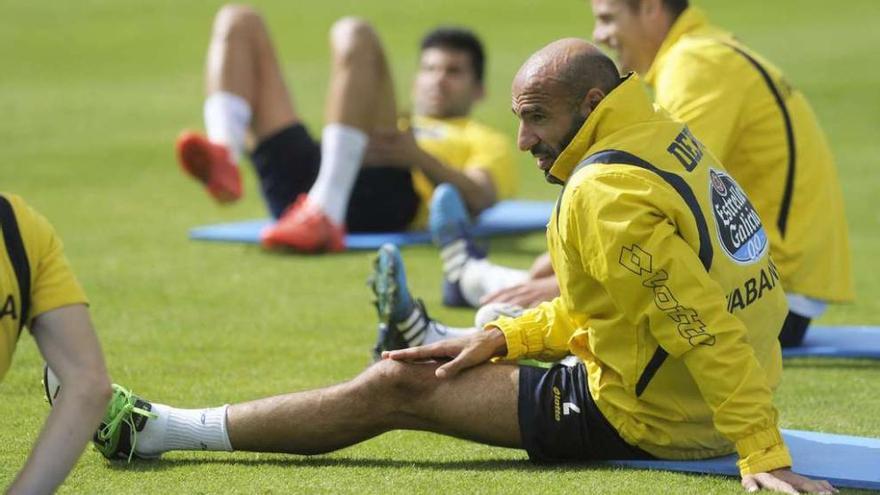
(474, 302), (526, 329)
(423, 303), (526, 344)
(204, 91), (252, 164)
(308, 123), (368, 224)
(423, 322), (477, 345)
(459, 259), (530, 307)
(135, 403), (233, 457)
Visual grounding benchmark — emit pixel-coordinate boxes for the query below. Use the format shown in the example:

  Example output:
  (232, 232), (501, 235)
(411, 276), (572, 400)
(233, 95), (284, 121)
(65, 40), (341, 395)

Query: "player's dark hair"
(420, 27), (486, 83)
(624, 0), (689, 19)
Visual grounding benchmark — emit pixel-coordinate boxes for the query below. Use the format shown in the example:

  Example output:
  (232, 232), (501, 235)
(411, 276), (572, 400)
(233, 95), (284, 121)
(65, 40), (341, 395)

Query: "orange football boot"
(175, 131), (242, 203)
(260, 194), (346, 253)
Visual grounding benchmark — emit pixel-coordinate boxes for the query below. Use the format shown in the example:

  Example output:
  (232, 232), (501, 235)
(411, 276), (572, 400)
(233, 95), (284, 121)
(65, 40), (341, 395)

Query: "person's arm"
(364, 128), (497, 214)
(7, 305), (111, 495)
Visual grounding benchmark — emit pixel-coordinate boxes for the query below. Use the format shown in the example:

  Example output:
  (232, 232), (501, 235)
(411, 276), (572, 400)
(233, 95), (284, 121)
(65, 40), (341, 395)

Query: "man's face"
(591, 0), (656, 73)
(413, 47), (484, 118)
(512, 79), (589, 181)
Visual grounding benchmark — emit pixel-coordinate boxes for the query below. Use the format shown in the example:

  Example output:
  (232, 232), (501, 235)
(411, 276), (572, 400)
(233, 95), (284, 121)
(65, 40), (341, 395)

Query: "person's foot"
(91, 384), (158, 461)
(175, 131), (242, 203)
(261, 194), (346, 253)
(369, 244), (431, 360)
(429, 184), (485, 307)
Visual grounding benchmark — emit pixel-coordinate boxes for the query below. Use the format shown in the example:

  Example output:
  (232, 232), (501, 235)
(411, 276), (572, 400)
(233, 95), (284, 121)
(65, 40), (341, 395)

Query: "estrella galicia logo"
(709, 169), (767, 264)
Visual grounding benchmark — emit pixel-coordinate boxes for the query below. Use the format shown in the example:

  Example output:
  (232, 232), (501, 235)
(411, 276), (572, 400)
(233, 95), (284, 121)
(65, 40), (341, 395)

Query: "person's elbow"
(69, 367), (113, 410)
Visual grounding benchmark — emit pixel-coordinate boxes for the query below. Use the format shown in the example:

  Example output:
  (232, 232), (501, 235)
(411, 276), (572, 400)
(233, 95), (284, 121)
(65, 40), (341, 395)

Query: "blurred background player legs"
(430, 184), (557, 309)
(176, 5), (411, 252)
(369, 242), (523, 358)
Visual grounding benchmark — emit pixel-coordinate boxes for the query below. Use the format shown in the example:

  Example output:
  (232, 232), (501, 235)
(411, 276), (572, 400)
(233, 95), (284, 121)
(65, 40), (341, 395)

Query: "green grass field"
(2, 0), (879, 492)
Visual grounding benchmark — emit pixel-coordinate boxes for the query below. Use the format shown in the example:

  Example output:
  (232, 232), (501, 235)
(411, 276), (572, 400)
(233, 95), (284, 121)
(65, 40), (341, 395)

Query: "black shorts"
(518, 361), (654, 463)
(778, 311), (811, 348)
(250, 123), (420, 232)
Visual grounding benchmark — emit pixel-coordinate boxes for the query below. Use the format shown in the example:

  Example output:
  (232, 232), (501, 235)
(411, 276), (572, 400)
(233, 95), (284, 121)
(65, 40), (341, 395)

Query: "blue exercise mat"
(783, 325), (880, 359)
(188, 199), (554, 250)
(605, 429), (880, 490)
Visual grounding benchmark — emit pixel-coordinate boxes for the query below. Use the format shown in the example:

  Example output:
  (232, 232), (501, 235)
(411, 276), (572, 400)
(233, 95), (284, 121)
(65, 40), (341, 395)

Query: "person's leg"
(131, 360), (520, 458)
(205, 4), (298, 151)
(430, 184), (529, 307)
(778, 311), (811, 348)
(177, 4), (303, 204)
(262, 18), (402, 251)
(369, 244), (524, 358)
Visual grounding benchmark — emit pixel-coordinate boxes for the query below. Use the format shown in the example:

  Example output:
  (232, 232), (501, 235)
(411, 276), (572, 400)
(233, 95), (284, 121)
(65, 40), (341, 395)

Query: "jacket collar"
(547, 74), (656, 183)
(643, 7), (710, 85)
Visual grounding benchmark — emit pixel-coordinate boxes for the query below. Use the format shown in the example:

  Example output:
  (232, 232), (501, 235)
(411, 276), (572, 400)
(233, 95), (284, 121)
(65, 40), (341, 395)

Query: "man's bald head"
(513, 38), (620, 108)
(512, 39), (620, 180)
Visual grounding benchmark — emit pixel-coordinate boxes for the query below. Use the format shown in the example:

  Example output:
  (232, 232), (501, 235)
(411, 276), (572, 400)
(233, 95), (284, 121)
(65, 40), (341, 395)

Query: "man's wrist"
(484, 327), (508, 357)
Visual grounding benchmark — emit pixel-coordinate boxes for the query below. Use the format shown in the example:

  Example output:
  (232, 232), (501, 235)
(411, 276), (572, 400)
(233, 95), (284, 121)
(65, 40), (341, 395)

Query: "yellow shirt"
(410, 115), (517, 227)
(492, 76), (791, 475)
(1, 194), (88, 381)
(644, 7), (853, 302)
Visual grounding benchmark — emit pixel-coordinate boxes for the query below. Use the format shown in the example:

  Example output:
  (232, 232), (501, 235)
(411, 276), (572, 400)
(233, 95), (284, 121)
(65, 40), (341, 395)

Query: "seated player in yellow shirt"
(174, 5), (516, 253)
(60, 41), (832, 494)
(424, 0), (853, 349)
(1, 194), (111, 494)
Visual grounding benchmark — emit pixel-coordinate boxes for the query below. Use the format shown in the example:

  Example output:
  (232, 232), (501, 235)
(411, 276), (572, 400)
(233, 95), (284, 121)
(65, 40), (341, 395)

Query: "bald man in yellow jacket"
(436, 0), (853, 349)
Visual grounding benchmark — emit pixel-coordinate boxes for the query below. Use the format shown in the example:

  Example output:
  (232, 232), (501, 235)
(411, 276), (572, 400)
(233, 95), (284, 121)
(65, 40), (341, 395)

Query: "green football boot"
(93, 384), (157, 462)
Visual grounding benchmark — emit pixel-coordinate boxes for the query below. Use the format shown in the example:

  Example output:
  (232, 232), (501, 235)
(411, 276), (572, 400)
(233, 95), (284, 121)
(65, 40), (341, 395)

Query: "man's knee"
(329, 17), (383, 65)
(213, 3), (265, 40)
(359, 359), (435, 405)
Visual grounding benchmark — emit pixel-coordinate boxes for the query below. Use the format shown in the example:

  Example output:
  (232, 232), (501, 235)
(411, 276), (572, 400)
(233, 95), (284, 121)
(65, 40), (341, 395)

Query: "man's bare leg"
(204, 4), (299, 153)
(135, 360), (521, 457)
(177, 5), (301, 203)
(304, 18), (398, 225)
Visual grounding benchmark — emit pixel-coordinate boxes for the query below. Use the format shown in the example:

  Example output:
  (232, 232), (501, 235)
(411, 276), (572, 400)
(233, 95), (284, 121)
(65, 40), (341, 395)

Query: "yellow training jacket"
(408, 115), (517, 228)
(0, 194), (88, 381)
(644, 7), (853, 302)
(492, 76), (791, 475)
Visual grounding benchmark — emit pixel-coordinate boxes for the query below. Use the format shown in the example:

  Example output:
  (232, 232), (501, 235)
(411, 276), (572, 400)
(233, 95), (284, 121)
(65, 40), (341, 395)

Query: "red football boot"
(261, 194), (346, 253)
(175, 131), (242, 203)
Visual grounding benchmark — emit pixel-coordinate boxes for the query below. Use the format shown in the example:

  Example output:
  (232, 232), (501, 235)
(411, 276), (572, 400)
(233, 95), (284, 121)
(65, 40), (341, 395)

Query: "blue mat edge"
(601, 429), (880, 490)
(188, 199), (554, 249)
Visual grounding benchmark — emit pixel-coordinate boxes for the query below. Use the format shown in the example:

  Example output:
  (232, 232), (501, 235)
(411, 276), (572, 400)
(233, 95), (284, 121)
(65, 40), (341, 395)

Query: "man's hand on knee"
(383, 328), (508, 379)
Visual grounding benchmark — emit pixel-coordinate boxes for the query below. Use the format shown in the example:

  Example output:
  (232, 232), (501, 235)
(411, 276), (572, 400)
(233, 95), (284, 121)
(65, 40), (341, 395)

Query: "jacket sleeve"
(574, 171), (791, 476)
(654, 43), (750, 162)
(488, 295), (577, 362)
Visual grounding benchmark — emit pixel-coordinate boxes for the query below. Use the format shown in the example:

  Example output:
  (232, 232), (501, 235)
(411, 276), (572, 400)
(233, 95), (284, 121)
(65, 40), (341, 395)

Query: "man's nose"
(517, 123), (538, 152)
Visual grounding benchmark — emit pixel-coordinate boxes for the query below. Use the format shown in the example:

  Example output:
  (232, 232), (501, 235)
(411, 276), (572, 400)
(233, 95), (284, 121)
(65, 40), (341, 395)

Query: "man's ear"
(580, 87), (606, 116)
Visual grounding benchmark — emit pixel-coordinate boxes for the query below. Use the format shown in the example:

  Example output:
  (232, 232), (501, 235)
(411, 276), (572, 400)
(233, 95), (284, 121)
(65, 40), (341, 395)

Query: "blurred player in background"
(1, 194), (111, 494)
(176, 5), (515, 253)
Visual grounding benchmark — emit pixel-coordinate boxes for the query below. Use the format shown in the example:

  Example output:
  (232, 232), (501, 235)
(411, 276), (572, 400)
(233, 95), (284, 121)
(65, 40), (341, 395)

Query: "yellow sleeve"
(488, 296), (576, 362)
(13, 197), (88, 325)
(654, 43), (749, 161)
(465, 127), (517, 200)
(574, 172), (790, 476)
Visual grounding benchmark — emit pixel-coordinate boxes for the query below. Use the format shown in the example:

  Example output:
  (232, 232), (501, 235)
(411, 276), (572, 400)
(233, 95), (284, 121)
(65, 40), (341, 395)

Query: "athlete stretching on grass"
(425, 0), (853, 349)
(176, 5), (515, 252)
(73, 41), (832, 494)
(1, 194), (112, 494)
